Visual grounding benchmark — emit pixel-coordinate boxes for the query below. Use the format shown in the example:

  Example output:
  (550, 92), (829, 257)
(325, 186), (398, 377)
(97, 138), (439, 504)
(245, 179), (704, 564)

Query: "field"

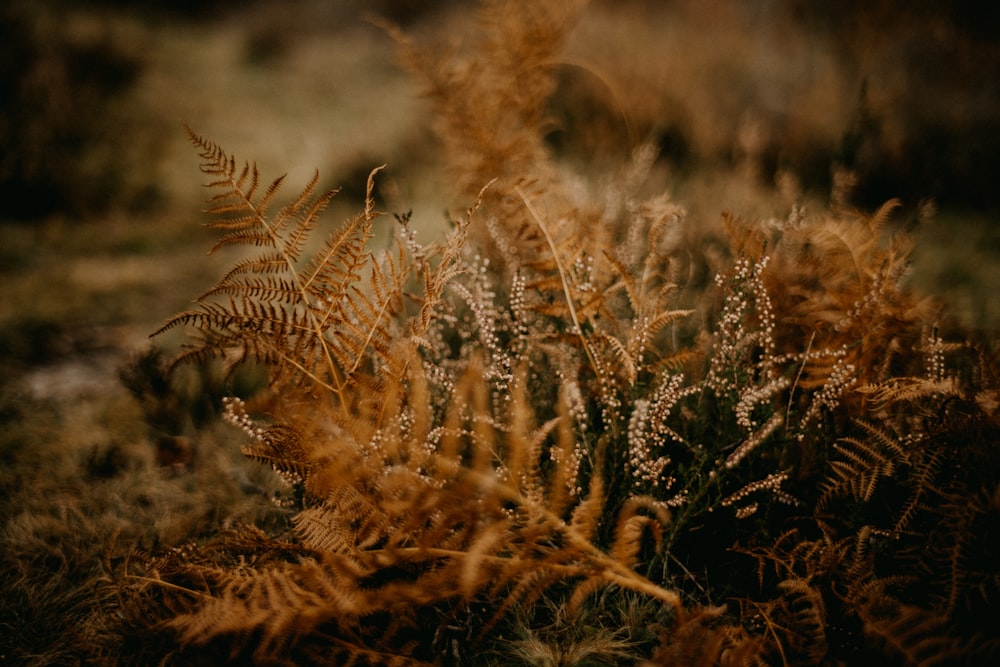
(2, 1), (998, 665)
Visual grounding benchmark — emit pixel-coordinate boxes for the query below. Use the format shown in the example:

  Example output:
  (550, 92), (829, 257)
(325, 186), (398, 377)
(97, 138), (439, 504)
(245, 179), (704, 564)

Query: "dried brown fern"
(123, 122), (699, 663)
(107, 2), (1000, 664)
(726, 199), (938, 397)
(856, 587), (964, 667)
(154, 126), (406, 410)
(134, 352), (686, 662)
(732, 329), (1000, 665)
(381, 0), (585, 258)
(819, 419), (905, 508)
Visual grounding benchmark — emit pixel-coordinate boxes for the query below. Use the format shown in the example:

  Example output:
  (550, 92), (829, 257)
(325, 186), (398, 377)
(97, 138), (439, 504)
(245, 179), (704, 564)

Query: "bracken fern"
(113, 2), (1000, 665)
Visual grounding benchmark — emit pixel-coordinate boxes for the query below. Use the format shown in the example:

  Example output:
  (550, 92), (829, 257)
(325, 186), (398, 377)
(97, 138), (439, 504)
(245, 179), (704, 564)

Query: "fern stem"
(786, 330), (814, 425)
(127, 575), (213, 599)
(516, 186), (602, 385)
(469, 464), (683, 616)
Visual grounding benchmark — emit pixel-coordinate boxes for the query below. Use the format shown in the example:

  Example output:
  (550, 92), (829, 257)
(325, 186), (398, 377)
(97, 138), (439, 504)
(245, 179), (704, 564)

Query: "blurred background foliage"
(2, 0), (997, 351)
(2, 0), (999, 222)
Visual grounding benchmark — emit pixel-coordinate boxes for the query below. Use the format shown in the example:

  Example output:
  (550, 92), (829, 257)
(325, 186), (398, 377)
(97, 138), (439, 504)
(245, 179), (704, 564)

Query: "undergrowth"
(75, 1), (1000, 664)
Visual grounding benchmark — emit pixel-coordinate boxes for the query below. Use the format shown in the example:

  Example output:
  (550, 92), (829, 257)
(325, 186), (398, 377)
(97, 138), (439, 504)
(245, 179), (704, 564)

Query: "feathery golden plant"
(731, 327), (1000, 666)
(121, 123), (689, 664)
(112, 1), (1000, 664)
(153, 125), (406, 406)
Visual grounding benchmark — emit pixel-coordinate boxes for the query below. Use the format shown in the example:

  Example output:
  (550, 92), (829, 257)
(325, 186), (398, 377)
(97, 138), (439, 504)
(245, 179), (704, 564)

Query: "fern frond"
(167, 557), (366, 660)
(156, 131), (411, 408)
(637, 307), (694, 345)
(853, 417), (908, 459)
(411, 178), (494, 339)
(857, 592), (960, 667)
(893, 446), (945, 534)
(610, 496), (670, 568)
(569, 475), (605, 544)
(459, 521), (514, 599)
(272, 171), (339, 264)
(868, 197), (902, 236)
(293, 485), (394, 553)
(820, 418), (907, 506)
(775, 578), (827, 664)
(566, 573), (611, 614)
(298, 202), (371, 300)
(857, 376), (961, 409)
(598, 332), (637, 386)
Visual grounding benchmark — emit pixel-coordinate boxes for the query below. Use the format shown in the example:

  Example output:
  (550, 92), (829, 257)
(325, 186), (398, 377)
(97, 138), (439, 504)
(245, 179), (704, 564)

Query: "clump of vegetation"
(3, 1), (996, 665)
(97, 3), (1000, 665)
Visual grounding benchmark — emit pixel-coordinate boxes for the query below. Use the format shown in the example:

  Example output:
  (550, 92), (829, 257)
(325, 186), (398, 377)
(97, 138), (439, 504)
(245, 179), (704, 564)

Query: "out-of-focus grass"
(0, 379), (291, 664)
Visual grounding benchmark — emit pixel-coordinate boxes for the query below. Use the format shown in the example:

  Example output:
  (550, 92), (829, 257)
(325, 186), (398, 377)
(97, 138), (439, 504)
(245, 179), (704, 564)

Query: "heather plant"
(103, 1), (999, 665)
